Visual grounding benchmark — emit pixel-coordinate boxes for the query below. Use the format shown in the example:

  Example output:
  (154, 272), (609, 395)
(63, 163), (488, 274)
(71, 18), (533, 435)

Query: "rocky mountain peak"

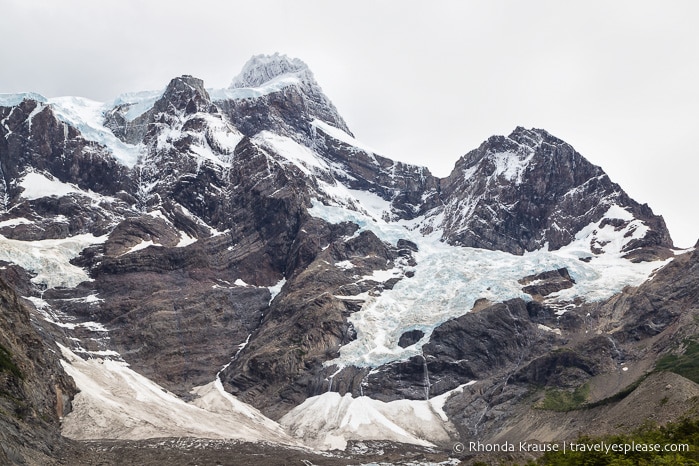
(105, 74), (217, 144)
(230, 53), (312, 89)
(456, 126), (599, 183)
(153, 75), (212, 116)
(434, 127), (673, 256)
(507, 126), (550, 148)
(217, 53), (353, 138)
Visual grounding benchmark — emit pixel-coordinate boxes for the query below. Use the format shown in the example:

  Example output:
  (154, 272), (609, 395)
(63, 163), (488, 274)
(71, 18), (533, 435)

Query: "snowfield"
(0, 232), (107, 288)
(47, 96), (145, 167)
(60, 345), (300, 445)
(281, 384), (472, 450)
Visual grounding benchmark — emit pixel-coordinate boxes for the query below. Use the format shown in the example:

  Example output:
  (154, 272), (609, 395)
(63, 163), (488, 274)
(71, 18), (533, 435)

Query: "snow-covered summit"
(230, 53), (313, 89)
(212, 53), (353, 136)
(209, 53), (326, 104)
(0, 92), (48, 107)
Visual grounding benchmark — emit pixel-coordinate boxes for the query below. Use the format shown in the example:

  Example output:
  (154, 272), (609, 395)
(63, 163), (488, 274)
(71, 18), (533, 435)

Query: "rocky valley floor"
(54, 439), (461, 466)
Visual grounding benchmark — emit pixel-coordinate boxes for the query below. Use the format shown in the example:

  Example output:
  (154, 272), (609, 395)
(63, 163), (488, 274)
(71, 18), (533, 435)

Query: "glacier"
(310, 199), (672, 369)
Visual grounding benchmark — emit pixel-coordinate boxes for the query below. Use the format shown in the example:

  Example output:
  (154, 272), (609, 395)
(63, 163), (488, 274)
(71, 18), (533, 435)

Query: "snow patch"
(123, 239), (159, 255)
(280, 383), (468, 450)
(314, 182), (394, 223)
(210, 74), (304, 101)
(0, 233), (107, 288)
(361, 267), (403, 282)
(570, 205), (651, 257)
(25, 297), (108, 332)
(311, 119), (381, 156)
(47, 96), (144, 167)
(253, 131), (329, 176)
(604, 204), (634, 221)
(59, 345), (299, 445)
(176, 231), (198, 247)
(0, 217), (32, 228)
(20, 172), (82, 199)
(61, 294), (104, 304)
(537, 324), (562, 335)
(335, 260), (355, 270)
(268, 277), (286, 304)
(0, 92), (48, 107)
(492, 149), (534, 184)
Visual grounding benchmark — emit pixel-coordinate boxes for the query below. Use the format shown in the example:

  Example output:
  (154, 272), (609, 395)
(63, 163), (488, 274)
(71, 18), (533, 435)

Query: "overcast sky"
(2, 0), (697, 247)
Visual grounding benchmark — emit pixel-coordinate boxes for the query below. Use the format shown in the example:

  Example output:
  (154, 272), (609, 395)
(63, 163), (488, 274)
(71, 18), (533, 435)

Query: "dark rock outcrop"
(0, 275), (77, 464)
(435, 127), (674, 257)
(0, 99), (131, 200)
(398, 329), (424, 348)
(519, 267), (575, 298)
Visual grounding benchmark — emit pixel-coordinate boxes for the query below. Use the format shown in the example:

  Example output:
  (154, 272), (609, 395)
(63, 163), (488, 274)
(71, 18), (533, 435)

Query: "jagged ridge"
(0, 53), (691, 459)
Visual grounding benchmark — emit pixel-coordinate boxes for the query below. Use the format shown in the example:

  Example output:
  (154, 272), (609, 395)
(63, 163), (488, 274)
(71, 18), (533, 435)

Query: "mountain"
(0, 53), (694, 464)
(435, 127), (673, 258)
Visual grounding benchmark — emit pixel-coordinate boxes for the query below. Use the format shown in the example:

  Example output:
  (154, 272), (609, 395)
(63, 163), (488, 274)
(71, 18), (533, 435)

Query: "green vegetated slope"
(534, 418), (699, 465)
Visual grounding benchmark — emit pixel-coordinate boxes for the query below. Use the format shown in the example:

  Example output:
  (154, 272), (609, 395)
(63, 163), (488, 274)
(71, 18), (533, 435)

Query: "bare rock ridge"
(154, 75), (213, 115)
(437, 126), (673, 256)
(0, 53), (692, 462)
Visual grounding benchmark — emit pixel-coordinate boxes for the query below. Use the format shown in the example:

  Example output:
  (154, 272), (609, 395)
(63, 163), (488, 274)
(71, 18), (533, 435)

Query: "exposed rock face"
(105, 75), (215, 145)
(0, 99), (131, 199)
(222, 227), (414, 418)
(152, 75), (213, 116)
(0, 275), (77, 464)
(519, 267), (575, 298)
(602, 240), (699, 344)
(433, 127), (674, 257)
(398, 329), (424, 348)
